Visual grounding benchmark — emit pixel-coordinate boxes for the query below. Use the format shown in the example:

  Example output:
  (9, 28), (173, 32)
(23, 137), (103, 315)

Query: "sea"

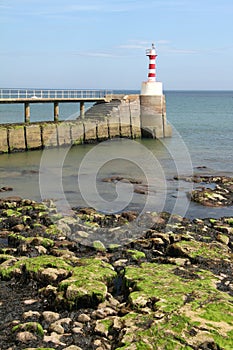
(0, 90), (232, 220)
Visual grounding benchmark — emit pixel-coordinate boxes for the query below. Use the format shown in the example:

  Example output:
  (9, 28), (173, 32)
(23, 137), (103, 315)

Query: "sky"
(1, 0), (233, 90)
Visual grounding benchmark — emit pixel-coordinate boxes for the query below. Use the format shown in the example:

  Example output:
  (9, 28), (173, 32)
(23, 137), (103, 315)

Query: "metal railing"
(0, 89), (112, 99)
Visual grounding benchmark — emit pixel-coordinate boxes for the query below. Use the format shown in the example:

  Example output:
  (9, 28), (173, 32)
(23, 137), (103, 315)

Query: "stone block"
(131, 121), (141, 139)
(0, 128), (8, 153)
(108, 116), (120, 138)
(57, 123), (72, 146)
(25, 124), (42, 150)
(42, 124), (58, 147)
(83, 120), (97, 142)
(120, 114), (132, 138)
(97, 119), (109, 140)
(70, 122), (84, 145)
(8, 126), (26, 151)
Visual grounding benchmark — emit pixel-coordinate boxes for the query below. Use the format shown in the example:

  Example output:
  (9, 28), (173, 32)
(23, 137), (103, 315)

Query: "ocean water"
(0, 90), (232, 219)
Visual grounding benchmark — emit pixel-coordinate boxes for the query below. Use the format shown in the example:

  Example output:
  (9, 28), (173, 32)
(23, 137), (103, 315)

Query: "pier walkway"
(0, 89), (113, 122)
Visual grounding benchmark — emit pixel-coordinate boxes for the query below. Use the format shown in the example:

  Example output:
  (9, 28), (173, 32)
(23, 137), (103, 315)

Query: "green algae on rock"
(167, 240), (231, 261)
(12, 322), (44, 338)
(121, 262), (233, 349)
(58, 258), (116, 308)
(0, 255), (72, 280)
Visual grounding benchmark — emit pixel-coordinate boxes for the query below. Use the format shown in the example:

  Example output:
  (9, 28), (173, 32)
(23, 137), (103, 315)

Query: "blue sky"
(1, 0), (233, 90)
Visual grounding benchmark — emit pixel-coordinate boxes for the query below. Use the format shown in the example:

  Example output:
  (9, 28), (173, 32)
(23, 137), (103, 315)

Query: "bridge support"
(80, 101), (85, 119)
(24, 103), (30, 123)
(54, 102), (59, 122)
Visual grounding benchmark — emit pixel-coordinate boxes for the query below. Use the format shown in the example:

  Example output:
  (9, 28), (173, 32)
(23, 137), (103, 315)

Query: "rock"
(49, 322), (64, 334)
(91, 309), (106, 319)
(63, 346), (83, 350)
(2, 197), (233, 349)
(43, 331), (66, 346)
(190, 175), (233, 207)
(15, 331), (37, 343)
(23, 299), (38, 305)
(23, 310), (40, 321)
(93, 240), (106, 251)
(72, 327), (84, 335)
(216, 233), (229, 245)
(95, 319), (113, 337)
(12, 322), (44, 338)
(77, 313), (91, 323)
(42, 311), (60, 324)
(112, 316), (123, 330)
(76, 230), (89, 238)
(12, 224), (25, 232)
(51, 317), (72, 331)
(38, 267), (70, 284)
(35, 245), (47, 255)
(134, 185), (148, 195)
(0, 186), (13, 192)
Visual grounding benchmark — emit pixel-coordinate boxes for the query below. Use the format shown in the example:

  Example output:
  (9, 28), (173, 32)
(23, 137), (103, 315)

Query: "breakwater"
(0, 94), (172, 153)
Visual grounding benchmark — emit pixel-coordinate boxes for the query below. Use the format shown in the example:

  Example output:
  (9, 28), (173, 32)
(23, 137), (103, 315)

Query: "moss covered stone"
(168, 240), (231, 261)
(0, 255), (72, 280)
(121, 262), (233, 349)
(127, 249), (146, 260)
(12, 322), (44, 337)
(59, 258), (116, 307)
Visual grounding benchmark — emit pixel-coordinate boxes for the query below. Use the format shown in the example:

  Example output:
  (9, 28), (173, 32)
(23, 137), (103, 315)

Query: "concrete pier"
(140, 94), (172, 138)
(0, 93), (172, 154)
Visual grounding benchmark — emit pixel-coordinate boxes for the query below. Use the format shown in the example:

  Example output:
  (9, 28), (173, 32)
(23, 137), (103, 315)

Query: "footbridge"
(0, 89), (113, 122)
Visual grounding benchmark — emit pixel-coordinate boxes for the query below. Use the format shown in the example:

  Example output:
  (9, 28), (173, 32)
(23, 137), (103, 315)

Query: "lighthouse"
(147, 43), (157, 81)
(141, 43), (163, 96)
(140, 43), (172, 138)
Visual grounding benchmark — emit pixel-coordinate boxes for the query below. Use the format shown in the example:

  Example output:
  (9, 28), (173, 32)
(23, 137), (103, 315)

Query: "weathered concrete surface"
(97, 119), (109, 140)
(108, 116), (120, 138)
(57, 123), (72, 146)
(25, 124), (42, 150)
(70, 122), (84, 145)
(83, 120), (97, 142)
(41, 124), (58, 148)
(140, 95), (172, 138)
(0, 128), (8, 153)
(8, 126), (26, 152)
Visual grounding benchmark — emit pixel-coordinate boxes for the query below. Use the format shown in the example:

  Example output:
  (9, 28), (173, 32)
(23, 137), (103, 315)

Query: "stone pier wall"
(0, 94), (171, 154)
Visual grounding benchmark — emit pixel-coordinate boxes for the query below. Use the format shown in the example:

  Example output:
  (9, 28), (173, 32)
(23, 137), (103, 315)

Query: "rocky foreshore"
(0, 185), (233, 349)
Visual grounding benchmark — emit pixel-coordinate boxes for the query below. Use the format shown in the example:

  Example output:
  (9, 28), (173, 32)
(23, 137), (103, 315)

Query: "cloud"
(117, 40), (171, 51)
(0, 0), (193, 19)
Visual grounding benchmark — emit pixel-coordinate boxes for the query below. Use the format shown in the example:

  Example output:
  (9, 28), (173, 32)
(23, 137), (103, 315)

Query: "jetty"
(0, 89), (112, 122)
(0, 44), (172, 153)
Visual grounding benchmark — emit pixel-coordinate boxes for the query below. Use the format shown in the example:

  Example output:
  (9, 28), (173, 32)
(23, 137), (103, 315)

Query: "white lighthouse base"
(141, 81), (163, 96)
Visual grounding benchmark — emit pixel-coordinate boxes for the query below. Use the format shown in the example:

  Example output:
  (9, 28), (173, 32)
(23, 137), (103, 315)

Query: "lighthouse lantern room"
(141, 43), (163, 96)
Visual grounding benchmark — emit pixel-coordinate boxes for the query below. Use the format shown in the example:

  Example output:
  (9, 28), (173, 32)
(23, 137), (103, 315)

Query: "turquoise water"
(166, 91), (233, 172)
(0, 90), (232, 219)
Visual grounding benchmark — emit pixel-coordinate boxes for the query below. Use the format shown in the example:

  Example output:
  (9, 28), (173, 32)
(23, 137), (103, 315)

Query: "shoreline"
(0, 189), (233, 349)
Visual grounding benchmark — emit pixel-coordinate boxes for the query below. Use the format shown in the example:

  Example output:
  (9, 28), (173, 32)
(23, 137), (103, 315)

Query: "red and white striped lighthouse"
(141, 42), (163, 96)
(146, 43), (157, 82)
